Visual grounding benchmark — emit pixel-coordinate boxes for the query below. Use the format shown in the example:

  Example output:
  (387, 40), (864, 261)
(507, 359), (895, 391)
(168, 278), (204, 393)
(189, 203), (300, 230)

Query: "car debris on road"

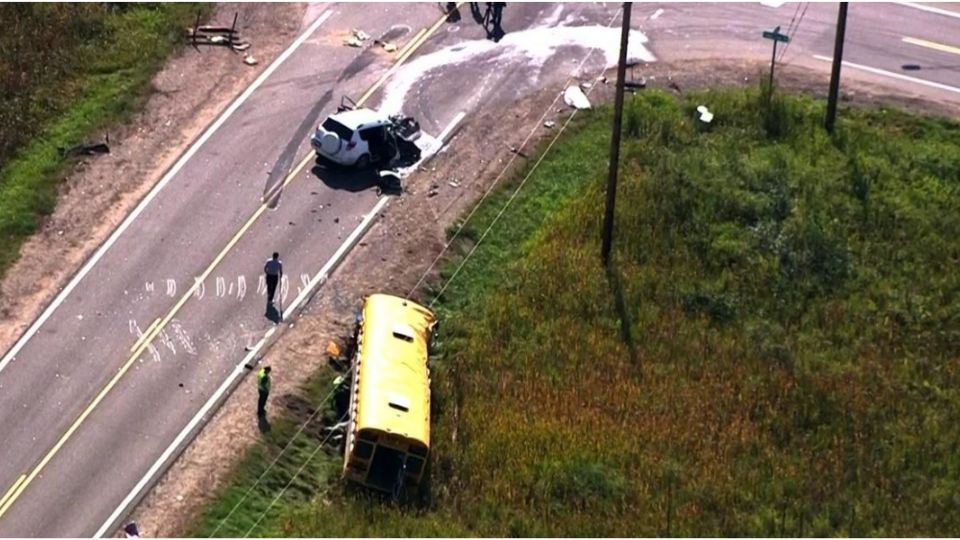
(563, 85), (591, 109)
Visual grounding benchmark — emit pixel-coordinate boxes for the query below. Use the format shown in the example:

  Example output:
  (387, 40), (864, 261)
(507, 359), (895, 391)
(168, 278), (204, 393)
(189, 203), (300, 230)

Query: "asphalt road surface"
(0, 2), (958, 537)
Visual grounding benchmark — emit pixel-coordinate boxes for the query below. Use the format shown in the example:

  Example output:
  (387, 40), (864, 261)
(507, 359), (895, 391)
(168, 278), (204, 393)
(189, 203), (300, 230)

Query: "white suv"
(311, 107), (421, 169)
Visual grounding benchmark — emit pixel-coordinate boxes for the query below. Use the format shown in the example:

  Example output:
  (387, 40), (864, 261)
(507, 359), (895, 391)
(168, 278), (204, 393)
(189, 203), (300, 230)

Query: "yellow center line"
(903, 36), (960, 57)
(129, 318), (161, 353)
(0, 475), (25, 511)
(396, 28), (427, 59)
(0, 6), (454, 522)
(356, 2), (463, 106)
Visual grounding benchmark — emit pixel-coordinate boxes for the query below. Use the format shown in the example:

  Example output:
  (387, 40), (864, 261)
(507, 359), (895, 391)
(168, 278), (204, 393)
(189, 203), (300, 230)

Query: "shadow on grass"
(606, 261), (639, 370)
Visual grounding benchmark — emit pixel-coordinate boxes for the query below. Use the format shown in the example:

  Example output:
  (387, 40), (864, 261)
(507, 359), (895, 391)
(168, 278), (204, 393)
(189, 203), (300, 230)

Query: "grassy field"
(0, 4), (203, 275)
(193, 86), (960, 537)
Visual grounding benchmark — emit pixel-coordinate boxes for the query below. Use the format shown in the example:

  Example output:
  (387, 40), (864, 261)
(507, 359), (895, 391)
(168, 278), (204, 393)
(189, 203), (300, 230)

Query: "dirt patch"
(0, 2), (306, 360)
(124, 54), (960, 536)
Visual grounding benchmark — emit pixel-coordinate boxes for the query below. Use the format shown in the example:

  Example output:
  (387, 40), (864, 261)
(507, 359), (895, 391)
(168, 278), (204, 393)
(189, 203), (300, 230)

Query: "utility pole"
(825, 2), (849, 133)
(601, 2), (632, 266)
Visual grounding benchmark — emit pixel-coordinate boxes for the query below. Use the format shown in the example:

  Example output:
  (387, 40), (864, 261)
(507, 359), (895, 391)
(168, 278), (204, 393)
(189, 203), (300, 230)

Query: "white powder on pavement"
(378, 25), (656, 115)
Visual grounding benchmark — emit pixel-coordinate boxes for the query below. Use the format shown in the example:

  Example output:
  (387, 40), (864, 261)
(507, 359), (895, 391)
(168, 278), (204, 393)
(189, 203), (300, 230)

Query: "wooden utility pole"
(601, 2), (632, 266)
(825, 2), (849, 133)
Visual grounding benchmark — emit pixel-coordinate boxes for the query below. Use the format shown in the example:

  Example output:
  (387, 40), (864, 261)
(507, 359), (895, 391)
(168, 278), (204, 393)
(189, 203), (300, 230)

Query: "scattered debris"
(625, 76), (647, 91)
(344, 28), (371, 47)
(373, 38), (398, 53)
(544, 120), (556, 128)
(243, 54), (258, 66)
(59, 135), (110, 158)
(378, 171), (403, 196)
(563, 85), (592, 109)
(123, 522), (140, 538)
(508, 145), (529, 158)
(448, 179), (461, 188)
(186, 13), (251, 52)
(668, 80), (683, 95)
(696, 105), (714, 124)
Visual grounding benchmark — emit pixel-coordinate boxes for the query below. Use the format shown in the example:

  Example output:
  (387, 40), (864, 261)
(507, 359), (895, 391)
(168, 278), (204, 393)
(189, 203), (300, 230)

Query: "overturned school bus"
(343, 294), (437, 495)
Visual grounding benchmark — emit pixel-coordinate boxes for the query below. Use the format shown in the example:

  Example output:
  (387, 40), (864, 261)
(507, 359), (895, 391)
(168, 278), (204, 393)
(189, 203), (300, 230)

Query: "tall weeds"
(197, 89), (960, 537)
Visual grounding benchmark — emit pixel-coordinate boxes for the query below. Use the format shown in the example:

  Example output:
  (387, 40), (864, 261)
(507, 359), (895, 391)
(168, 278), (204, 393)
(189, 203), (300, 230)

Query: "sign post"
(762, 26), (790, 94)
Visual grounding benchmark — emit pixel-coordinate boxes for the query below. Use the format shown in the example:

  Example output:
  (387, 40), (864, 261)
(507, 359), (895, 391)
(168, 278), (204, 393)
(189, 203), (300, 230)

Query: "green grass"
(0, 4), (204, 275)
(193, 87), (960, 537)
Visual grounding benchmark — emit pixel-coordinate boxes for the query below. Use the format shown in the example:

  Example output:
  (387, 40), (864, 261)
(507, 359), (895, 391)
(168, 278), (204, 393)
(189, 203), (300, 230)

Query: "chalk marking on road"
(96, 110), (466, 538)
(902, 36), (960, 57)
(129, 318), (160, 353)
(0, 9), (337, 523)
(237, 276), (247, 302)
(0, 475), (25, 511)
(356, 4), (463, 106)
(92, 333), (269, 539)
(892, 1), (960, 20)
(88, 15), (465, 538)
(812, 54), (960, 95)
(0, 9), (334, 377)
(0, 305), (165, 520)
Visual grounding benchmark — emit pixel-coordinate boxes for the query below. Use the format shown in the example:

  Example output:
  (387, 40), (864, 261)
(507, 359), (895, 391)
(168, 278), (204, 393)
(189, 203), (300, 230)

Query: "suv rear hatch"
(314, 117), (354, 155)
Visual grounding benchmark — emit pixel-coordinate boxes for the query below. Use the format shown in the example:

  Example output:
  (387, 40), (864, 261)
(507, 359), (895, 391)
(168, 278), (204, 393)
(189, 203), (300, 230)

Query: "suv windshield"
(322, 118), (354, 140)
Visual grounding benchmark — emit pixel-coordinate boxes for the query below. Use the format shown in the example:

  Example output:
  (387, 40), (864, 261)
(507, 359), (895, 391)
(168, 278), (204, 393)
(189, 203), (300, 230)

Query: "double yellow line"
(0, 7), (453, 522)
(356, 2), (463, 105)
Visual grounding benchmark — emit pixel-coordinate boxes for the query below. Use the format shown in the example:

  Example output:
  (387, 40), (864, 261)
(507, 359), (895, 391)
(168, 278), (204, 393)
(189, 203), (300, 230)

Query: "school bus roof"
(355, 294), (436, 447)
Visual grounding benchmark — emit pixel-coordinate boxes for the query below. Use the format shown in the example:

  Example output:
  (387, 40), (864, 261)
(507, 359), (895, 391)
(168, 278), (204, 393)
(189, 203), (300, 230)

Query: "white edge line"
(92, 334), (266, 538)
(94, 109), (464, 538)
(891, 1), (960, 20)
(286, 111), (465, 315)
(0, 9), (333, 377)
(811, 54), (960, 95)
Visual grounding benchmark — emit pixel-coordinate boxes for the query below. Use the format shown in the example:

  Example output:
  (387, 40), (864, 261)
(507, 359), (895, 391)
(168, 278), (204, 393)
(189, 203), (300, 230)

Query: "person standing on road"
(264, 252), (283, 306)
(257, 366), (272, 418)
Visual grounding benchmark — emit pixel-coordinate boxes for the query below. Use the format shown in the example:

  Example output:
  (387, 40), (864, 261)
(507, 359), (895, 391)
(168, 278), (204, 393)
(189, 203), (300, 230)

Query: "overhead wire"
(242, 411), (349, 537)
(778, 2), (809, 65)
(208, 369), (350, 537)
(407, 5), (626, 301)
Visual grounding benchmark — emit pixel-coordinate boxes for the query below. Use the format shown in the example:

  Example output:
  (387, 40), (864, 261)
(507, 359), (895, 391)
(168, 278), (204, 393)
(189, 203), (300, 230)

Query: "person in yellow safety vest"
(257, 366), (272, 418)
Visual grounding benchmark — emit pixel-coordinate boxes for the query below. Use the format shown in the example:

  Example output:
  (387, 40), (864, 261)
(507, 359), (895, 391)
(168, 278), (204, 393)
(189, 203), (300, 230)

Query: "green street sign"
(763, 25), (790, 43)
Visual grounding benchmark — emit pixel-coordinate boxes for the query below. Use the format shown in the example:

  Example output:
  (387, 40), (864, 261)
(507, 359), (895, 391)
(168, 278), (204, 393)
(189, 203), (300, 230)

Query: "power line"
(778, 2), (809, 64)
(208, 371), (349, 537)
(426, 50), (615, 308)
(782, 1), (803, 43)
(242, 411), (348, 538)
(407, 5), (625, 300)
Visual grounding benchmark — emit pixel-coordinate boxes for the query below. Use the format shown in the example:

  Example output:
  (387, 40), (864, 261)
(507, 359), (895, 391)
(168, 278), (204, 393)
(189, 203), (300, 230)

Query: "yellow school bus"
(342, 294), (437, 495)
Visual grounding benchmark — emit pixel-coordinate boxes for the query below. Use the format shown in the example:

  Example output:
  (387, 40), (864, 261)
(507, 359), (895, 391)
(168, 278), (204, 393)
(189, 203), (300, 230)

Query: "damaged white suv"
(311, 107), (421, 169)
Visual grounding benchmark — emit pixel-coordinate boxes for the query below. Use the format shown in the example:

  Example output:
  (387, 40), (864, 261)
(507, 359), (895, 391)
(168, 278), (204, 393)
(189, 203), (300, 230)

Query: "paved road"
(640, 2), (960, 103)
(0, 2), (958, 537)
